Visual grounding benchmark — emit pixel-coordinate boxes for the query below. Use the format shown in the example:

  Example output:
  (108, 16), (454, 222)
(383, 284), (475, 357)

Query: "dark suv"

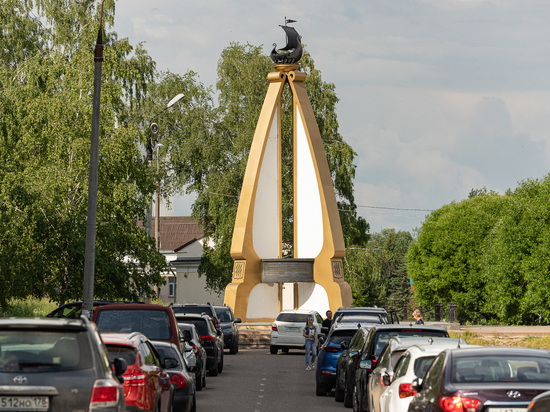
(214, 305), (242, 354)
(176, 314), (224, 376)
(0, 317), (126, 412)
(331, 307), (396, 329)
(352, 324), (450, 412)
(171, 303), (222, 332)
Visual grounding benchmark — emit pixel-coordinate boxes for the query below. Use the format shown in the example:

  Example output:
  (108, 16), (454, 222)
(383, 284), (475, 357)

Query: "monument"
(223, 21), (353, 321)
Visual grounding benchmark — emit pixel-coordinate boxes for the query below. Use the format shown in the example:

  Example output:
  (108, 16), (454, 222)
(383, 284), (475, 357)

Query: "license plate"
(286, 327), (300, 331)
(0, 397), (49, 411)
(487, 408), (527, 412)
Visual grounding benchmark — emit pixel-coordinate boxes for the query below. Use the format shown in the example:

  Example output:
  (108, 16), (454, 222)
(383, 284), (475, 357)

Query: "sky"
(113, 0), (550, 234)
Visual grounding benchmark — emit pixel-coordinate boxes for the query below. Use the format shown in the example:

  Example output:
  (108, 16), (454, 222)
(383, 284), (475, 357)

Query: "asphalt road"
(196, 348), (342, 412)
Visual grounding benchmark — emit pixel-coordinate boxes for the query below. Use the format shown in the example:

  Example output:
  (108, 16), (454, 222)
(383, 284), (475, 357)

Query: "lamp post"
(154, 143), (164, 252)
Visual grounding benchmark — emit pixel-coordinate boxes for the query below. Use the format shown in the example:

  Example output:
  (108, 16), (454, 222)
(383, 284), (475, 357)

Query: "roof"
(100, 332), (144, 347)
(278, 309), (319, 314)
(149, 216), (204, 252)
(0, 317), (89, 330)
(449, 346), (550, 358)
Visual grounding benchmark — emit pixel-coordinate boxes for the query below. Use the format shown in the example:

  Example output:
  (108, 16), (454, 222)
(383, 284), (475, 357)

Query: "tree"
(165, 42), (367, 293)
(483, 175), (550, 324)
(0, 0), (166, 308)
(407, 193), (510, 322)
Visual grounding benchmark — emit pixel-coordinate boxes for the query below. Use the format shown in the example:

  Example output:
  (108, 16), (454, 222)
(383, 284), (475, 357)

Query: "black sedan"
(214, 305), (242, 354)
(408, 346), (550, 412)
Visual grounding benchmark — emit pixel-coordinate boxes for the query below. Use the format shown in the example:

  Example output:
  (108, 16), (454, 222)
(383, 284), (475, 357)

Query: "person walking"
(413, 309), (425, 325)
(322, 310), (333, 329)
(303, 316), (317, 370)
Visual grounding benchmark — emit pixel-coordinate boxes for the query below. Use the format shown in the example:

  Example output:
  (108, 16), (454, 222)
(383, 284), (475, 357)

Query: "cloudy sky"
(113, 0), (550, 234)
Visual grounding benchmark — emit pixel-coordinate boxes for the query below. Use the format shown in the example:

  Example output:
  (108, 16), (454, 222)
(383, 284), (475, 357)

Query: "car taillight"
(191, 344), (200, 355)
(90, 379), (120, 409)
(124, 373), (147, 386)
(369, 359), (377, 371)
(214, 318), (220, 325)
(170, 374), (188, 389)
(399, 383), (416, 398)
(324, 346), (340, 353)
(200, 335), (215, 343)
(271, 322), (278, 331)
(439, 396), (481, 412)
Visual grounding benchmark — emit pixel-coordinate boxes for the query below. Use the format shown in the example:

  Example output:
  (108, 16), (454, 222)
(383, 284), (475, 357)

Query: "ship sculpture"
(270, 19), (302, 64)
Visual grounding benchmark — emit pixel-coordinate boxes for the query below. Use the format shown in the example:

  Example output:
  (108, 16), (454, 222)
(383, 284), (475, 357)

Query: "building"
(152, 216), (223, 305)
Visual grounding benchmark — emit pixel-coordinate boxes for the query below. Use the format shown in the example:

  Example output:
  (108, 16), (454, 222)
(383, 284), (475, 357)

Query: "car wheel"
(270, 345), (278, 354)
(196, 367), (203, 391)
(282, 348), (289, 353)
(335, 379), (345, 402)
(218, 350), (224, 373)
(209, 351), (219, 376)
(344, 379), (353, 408)
(230, 341), (238, 355)
(316, 375), (327, 396)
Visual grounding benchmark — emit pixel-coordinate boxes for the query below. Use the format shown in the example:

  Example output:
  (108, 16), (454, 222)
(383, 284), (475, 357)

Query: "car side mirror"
(235, 318), (242, 323)
(340, 341), (349, 350)
(359, 360), (373, 370)
(411, 377), (423, 392)
(381, 370), (391, 386)
(318, 335), (326, 345)
(114, 358), (127, 384)
(350, 350), (360, 359)
(164, 357), (179, 369)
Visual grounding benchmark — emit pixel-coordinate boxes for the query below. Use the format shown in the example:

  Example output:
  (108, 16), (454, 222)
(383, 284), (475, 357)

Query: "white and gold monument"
(223, 23), (353, 321)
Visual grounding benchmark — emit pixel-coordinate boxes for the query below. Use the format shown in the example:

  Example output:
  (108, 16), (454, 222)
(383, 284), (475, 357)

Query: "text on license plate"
(286, 327), (300, 331)
(0, 396), (49, 411)
(487, 408), (527, 412)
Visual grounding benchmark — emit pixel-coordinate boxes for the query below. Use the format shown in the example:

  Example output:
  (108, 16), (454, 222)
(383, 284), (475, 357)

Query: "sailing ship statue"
(270, 18), (302, 64)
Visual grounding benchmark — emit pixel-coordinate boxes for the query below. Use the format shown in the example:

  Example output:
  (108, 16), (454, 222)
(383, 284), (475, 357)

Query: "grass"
(450, 331), (550, 350)
(1, 298), (58, 318)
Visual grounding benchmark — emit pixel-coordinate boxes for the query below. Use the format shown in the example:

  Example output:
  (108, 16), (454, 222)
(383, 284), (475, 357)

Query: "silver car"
(0, 317), (126, 412)
(269, 309), (323, 354)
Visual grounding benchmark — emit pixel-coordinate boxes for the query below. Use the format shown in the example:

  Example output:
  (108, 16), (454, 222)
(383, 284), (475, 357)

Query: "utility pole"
(82, 0), (105, 319)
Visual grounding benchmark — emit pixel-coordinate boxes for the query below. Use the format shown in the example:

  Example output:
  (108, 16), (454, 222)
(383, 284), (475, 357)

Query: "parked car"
(316, 318), (382, 396)
(379, 340), (473, 412)
(152, 341), (196, 412)
(407, 346), (550, 412)
(366, 337), (464, 412)
(178, 323), (207, 391)
(270, 309), (323, 354)
(46, 300), (142, 319)
(93, 303), (184, 354)
(171, 303), (222, 332)
(102, 332), (173, 412)
(529, 390), (550, 411)
(331, 307), (396, 328)
(348, 324), (450, 411)
(0, 317), (126, 412)
(176, 314), (224, 376)
(335, 326), (371, 407)
(214, 305), (242, 354)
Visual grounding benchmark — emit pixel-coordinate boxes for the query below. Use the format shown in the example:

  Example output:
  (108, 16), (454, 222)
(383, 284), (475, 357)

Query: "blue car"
(315, 315), (385, 396)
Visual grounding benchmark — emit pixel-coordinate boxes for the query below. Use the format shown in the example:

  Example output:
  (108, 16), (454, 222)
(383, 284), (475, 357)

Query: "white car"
(270, 309), (323, 354)
(379, 340), (472, 412)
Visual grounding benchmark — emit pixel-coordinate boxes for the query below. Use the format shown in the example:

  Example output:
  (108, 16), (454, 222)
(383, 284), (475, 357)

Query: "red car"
(102, 332), (173, 412)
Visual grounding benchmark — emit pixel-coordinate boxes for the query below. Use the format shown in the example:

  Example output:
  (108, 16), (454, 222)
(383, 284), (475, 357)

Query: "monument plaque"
(262, 259), (314, 283)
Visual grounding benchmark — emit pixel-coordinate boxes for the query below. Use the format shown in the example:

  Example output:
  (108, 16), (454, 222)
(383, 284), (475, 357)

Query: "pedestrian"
(303, 316), (317, 370)
(322, 310), (333, 329)
(413, 309), (425, 325)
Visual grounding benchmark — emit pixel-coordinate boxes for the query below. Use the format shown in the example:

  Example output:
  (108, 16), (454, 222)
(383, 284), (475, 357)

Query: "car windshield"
(215, 308), (233, 323)
(414, 356), (436, 378)
(328, 330), (357, 345)
(105, 344), (136, 366)
(276, 313), (310, 323)
(0, 330), (93, 372)
(179, 320), (208, 336)
(372, 330), (448, 358)
(95, 309), (172, 340)
(452, 355), (550, 383)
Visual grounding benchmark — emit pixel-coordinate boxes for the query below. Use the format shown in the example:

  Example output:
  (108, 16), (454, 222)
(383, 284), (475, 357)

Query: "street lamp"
(154, 143), (164, 252)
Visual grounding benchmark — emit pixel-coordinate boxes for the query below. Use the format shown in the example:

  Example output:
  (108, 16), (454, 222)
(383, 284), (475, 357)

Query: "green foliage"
(0, 0), (166, 309)
(0, 298), (57, 317)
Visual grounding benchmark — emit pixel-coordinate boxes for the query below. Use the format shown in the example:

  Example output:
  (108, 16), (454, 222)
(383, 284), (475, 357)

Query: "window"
(168, 277), (175, 298)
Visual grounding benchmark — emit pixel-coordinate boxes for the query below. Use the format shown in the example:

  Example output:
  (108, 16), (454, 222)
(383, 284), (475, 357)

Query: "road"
(196, 348), (341, 412)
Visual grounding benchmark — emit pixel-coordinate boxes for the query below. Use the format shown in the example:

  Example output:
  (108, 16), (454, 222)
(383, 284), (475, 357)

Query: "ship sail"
(280, 26), (300, 51)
